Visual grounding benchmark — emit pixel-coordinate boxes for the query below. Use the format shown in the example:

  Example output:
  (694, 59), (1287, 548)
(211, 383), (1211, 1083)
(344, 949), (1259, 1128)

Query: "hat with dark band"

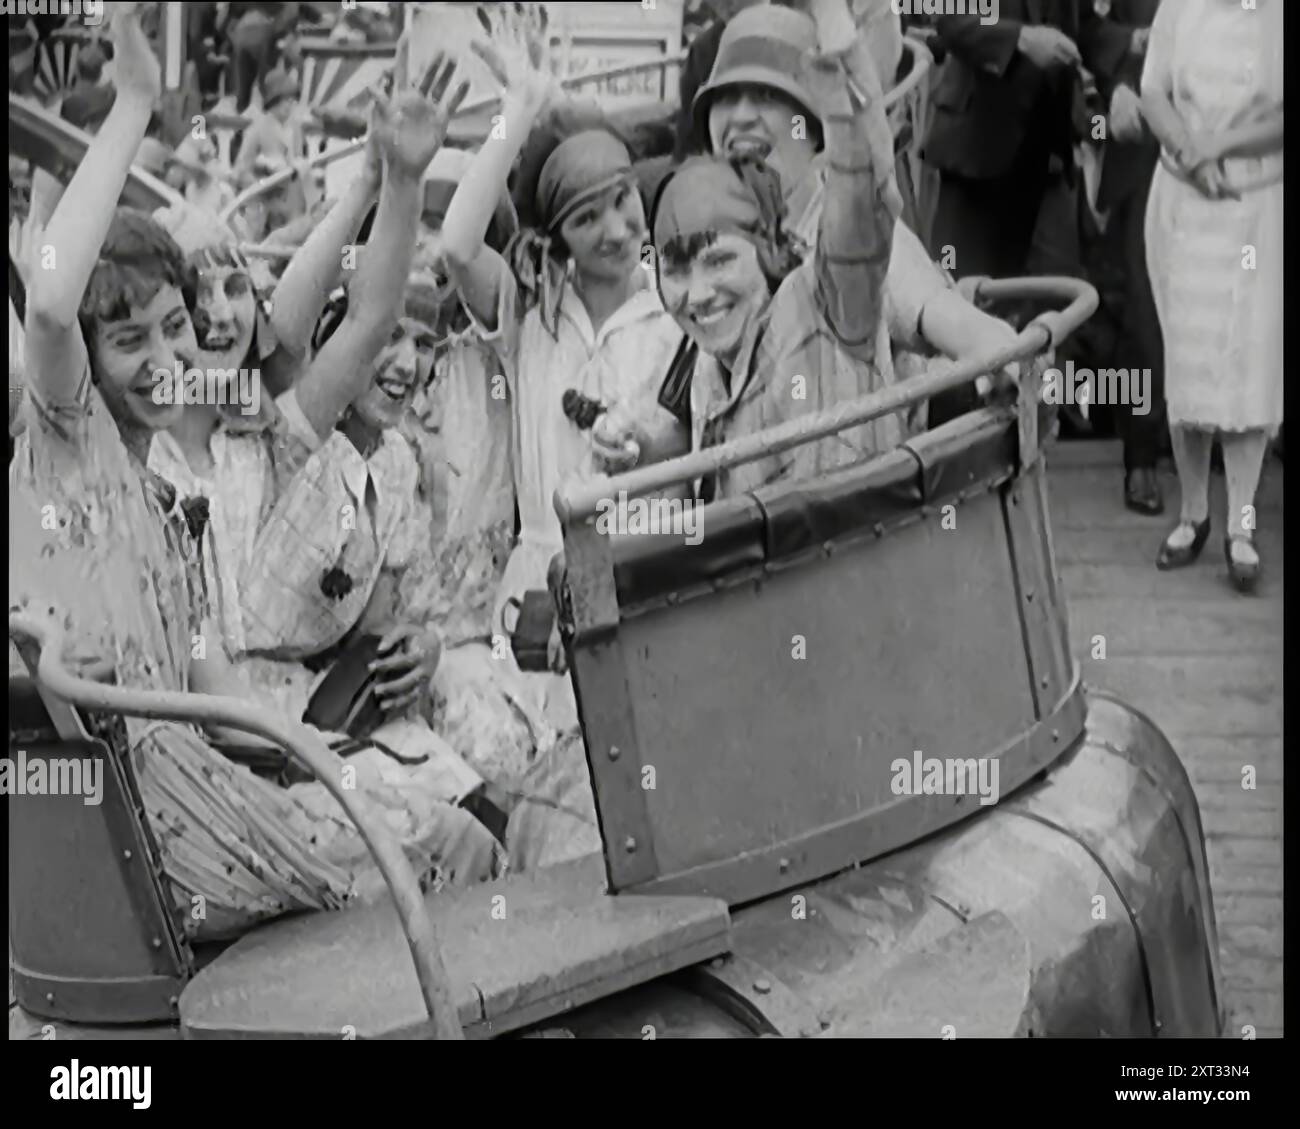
(692, 4), (820, 148)
(262, 69), (301, 110)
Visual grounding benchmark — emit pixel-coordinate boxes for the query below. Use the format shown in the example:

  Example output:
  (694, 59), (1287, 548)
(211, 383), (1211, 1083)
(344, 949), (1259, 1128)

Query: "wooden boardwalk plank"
(1051, 440), (1283, 1036)
(1067, 598), (1283, 656)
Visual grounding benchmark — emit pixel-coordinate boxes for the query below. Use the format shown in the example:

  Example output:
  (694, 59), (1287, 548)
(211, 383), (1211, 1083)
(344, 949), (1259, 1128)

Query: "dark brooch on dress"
(179, 496), (211, 543)
(562, 389), (605, 431)
(320, 564), (354, 601)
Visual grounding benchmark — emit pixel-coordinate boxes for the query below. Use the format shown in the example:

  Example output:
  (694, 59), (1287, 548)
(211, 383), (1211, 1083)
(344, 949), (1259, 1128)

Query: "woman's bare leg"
(1168, 424), (1213, 545)
(1221, 428), (1269, 563)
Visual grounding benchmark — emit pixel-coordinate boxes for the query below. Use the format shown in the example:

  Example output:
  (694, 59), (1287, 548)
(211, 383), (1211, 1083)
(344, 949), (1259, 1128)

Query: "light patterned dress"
(239, 428), (421, 659)
(480, 262), (684, 634)
(146, 393), (317, 659)
(11, 372), (502, 942)
(464, 260), (683, 732)
(399, 323), (516, 647)
(1141, 0), (1283, 433)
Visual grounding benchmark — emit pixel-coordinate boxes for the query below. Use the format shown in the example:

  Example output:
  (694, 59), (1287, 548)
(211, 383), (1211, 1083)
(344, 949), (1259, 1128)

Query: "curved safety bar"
(554, 276), (1098, 525)
(219, 51), (691, 225)
(238, 241), (303, 262)
(888, 36), (932, 113)
(220, 140), (365, 225)
(8, 610), (465, 1041)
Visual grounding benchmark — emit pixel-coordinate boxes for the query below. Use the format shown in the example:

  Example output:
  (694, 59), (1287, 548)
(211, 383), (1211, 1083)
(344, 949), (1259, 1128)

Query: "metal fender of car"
(539, 693), (1223, 1038)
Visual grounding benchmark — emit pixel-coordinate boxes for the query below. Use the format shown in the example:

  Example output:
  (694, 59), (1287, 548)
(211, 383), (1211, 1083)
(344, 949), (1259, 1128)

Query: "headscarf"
(507, 128), (635, 337)
(651, 154), (798, 288)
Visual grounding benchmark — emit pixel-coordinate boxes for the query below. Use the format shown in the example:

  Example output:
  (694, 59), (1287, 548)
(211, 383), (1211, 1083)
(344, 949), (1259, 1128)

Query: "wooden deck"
(1047, 439), (1284, 1039)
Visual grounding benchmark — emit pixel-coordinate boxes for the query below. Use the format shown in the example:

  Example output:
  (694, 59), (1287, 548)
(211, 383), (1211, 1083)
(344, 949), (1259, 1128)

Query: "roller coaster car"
(8, 277), (1222, 1039)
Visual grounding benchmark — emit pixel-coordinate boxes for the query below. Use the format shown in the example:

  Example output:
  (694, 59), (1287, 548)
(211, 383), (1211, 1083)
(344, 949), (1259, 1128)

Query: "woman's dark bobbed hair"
(647, 155), (803, 296)
(78, 208), (196, 354)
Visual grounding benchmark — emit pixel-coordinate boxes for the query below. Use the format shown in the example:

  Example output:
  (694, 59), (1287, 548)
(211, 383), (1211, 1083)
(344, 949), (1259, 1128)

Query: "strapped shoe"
(1156, 517), (1211, 570)
(1224, 534), (1260, 594)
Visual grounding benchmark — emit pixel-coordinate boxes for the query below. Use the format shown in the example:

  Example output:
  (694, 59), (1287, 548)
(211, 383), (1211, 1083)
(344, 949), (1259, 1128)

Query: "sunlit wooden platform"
(1048, 439), (1284, 1039)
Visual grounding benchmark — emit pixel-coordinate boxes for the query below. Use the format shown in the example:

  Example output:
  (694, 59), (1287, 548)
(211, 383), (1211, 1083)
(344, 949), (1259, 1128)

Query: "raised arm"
(232, 113), (271, 179)
(809, 0), (898, 360)
(267, 130), (382, 355)
(441, 33), (557, 329)
(24, 5), (159, 408)
(289, 48), (469, 440)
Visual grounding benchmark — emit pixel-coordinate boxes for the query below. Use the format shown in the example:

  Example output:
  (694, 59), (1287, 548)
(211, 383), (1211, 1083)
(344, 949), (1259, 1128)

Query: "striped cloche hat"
(692, 4), (820, 147)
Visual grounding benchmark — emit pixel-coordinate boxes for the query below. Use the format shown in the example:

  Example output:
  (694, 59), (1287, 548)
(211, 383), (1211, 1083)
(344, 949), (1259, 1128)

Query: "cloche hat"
(692, 4), (820, 148)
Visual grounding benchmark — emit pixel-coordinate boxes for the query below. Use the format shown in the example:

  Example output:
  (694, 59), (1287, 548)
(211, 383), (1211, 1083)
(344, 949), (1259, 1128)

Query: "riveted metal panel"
(563, 522), (660, 889)
(587, 486), (1075, 902)
(1002, 462), (1076, 719)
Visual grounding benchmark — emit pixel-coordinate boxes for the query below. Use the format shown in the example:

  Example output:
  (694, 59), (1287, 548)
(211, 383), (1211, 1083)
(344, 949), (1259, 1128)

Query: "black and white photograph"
(4, 0), (1283, 1081)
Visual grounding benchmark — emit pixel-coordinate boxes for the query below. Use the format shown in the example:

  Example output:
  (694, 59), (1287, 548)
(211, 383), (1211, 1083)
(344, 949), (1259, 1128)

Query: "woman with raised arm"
(146, 118), (384, 661)
(687, 0), (1020, 430)
(640, 0), (902, 498)
(11, 7), (500, 943)
(440, 9), (685, 727)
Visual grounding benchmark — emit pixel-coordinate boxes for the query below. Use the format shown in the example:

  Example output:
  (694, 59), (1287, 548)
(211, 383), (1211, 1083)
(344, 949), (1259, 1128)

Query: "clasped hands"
(1172, 131), (1237, 201)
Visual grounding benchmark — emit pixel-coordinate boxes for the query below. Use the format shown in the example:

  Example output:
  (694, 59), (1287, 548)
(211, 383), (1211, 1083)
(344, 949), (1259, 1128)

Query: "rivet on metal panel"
(873, 523), (885, 538)
(753, 979), (772, 995)
(712, 957), (727, 970)
(169, 996), (179, 1009)
(46, 992), (55, 1004)
(123, 849), (133, 860)
(1051, 730), (1060, 742)
(151, 937), (162, 950)
(1025, 590), (1035, 602)
(1040, 674), (1050, 688)
(778, 857), (791, 873)
(666, 592), (679, 606)
(624, 836), (637, 853)
(822, 541), (834, 557)
(608, 745), (621, 761)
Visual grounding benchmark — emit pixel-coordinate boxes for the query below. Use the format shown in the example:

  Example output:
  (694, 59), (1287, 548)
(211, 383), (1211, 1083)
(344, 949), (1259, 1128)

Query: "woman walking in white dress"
(1142, 0), (1283, 592)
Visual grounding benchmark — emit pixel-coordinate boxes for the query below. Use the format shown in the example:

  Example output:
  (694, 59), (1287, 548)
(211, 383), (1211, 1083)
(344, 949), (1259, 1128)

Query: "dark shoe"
(1124, 467), (1165, 515)
(1156, 517), (1211, 570)
(1224, 535), (1260, 594)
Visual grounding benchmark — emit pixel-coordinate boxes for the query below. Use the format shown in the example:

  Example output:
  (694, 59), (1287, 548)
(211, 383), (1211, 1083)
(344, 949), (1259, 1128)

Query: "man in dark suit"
(920, 1), (1142, 426)
(924, 1), (1140, 279)
(1094, 0), (1165, 514)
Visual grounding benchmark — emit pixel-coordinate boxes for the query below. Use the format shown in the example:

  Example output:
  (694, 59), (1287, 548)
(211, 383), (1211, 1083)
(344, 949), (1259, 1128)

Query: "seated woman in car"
(240, 271), (555, 809)
(10, 10), (501, 943)
(599, 0), (904, 498)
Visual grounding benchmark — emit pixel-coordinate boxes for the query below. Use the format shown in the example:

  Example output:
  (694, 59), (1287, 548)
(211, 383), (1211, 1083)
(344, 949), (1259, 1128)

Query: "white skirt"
(1145, 163), (1283, 433)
